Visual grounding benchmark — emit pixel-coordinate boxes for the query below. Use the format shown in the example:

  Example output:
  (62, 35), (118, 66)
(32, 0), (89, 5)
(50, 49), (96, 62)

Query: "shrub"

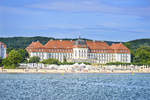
(29, 56), (40, 63)
(0, 57), (3, 67)
(3, 64), (18, 69)
(106, 62), (131, 65)
(60, 61), (75, 65)
(41, 58), (61, 65)
(78, 62), (91, 65)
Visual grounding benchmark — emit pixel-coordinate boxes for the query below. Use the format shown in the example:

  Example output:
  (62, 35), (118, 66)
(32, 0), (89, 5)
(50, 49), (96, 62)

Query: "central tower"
(73, 38), (88, 60)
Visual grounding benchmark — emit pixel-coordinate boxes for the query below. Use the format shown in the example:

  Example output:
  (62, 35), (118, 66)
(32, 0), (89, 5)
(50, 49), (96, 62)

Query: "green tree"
(134, 46), (150, 64)
(41, 58), (60, 65)
(7, 48), (13, 54)
(0, 57), (3, 67)
(18, 49), (29, 62)
(8, 50), (23, 65)
(124, 42), (135, 62)
(2, 50), (23, 69)
(29, 56), (40, 63)
(2, 58), (14, 69)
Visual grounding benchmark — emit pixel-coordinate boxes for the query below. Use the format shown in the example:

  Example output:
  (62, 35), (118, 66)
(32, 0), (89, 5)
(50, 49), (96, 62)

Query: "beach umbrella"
(58, 65), (67, 70)
(73, 63), (79, 66)
(80, 63), (86, 68)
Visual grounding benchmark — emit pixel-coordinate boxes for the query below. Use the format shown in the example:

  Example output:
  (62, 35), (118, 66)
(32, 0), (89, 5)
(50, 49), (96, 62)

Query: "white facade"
(73, 48), (88, 59)
(0, 42), (7, 59)
(27, 39), (131, 64)
(29, 50), (131, 64)
(114, 53), (131, 63)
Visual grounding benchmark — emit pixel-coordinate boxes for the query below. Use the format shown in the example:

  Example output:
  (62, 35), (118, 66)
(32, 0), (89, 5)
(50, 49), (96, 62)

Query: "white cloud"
(28, 1), (122, 12)
(0, 6), (44, 15)
(28, 0), (150, 16)
(1, 1), (150, 17)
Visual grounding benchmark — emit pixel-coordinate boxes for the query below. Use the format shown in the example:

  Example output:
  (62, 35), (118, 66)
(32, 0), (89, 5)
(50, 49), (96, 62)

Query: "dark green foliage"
(124, 39), (150, 51)
(60, 62), (91, 65)
(3, 64), (18, 69)
(78, 62), (91, 65)
(7, 48), (14, 54)
(18, 49), (29, 62)
(2, 50), (23, 69)
(7, 50), (23, 65)
(0, 36), (118, 49)
(60, 61), (75, 65)
(123, 39), (150, 64)
(0, 57), (3, 67)
(29, 56), (40, 63)
(2, 49), (29, 68)
(0, 36), (53, 49)
(2, 58), (12, 67)
(133, 46), (150, 65)
(106, 62), (131, 65)
(41, 58), (61, 65)
(7, 48), (29, 61)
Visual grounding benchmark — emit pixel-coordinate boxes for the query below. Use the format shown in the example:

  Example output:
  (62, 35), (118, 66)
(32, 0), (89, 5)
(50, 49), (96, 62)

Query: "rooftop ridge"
(26, 39), (129, 51)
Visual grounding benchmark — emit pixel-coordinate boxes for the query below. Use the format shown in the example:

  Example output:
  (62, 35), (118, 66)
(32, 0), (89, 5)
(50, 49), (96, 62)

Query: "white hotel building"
(26, 38), (131, 64)
(0, 42), (7, 59)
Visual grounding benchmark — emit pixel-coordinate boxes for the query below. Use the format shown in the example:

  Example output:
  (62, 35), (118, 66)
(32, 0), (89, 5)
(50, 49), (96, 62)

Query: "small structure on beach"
(0, 42), (7, 59)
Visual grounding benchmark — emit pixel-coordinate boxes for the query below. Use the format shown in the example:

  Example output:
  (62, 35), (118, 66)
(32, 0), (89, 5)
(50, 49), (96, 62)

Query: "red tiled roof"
(26, 40), (130, 53)
(26, 41), (44, 53)
(73, 45), (88, 48)
(87, 41), (111, 50)
(44, 40), (111, 49)
(27, 41), (44, 49)
(111, 43), (128, 49)
(44, 40), (74, 49)
(111, 43), (130, 53)
(0, 42), (7, 48)
(111, 43), (129, 50)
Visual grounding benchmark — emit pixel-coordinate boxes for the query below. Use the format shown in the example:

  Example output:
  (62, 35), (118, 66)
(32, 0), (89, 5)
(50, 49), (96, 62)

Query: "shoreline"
(0, 68), (150, 74)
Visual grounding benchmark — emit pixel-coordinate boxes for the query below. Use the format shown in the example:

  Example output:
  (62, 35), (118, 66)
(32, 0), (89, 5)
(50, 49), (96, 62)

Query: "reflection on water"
(0, 73), (150, 100)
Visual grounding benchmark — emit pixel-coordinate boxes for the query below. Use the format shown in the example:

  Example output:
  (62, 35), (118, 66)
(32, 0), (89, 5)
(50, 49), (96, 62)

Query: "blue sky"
(0, 0), (150, 41)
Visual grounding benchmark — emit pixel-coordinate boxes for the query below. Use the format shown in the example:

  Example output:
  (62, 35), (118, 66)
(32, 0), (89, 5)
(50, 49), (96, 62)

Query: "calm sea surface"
(0, 73), (150, 100)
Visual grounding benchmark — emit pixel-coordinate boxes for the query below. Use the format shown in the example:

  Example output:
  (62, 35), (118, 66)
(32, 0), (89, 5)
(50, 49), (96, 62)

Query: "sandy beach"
(0, 68), (150, 74)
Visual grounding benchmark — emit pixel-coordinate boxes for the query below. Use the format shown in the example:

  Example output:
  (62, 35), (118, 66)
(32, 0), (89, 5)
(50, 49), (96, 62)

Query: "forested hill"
(0, 37), (53, 49)
(0, 36), (150, 50)
(0, 36), (95, 49)
(124, 39), (150, 51)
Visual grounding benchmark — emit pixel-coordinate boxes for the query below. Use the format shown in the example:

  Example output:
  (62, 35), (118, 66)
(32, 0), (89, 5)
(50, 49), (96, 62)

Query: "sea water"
(0, 73), (150, 100)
